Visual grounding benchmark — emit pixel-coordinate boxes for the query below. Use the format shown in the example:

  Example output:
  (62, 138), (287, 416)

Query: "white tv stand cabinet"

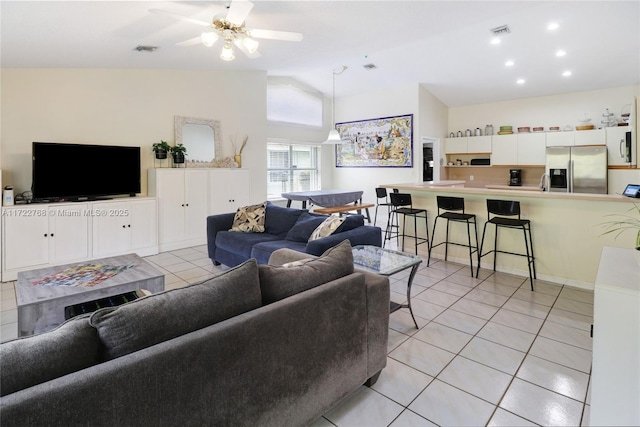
(1, 197), (158, 282)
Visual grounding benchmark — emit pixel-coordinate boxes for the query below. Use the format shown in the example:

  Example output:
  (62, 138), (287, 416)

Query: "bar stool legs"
(476, 199), (536, 291)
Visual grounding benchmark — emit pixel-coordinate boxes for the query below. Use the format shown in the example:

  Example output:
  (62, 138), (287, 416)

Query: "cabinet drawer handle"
(44, 233), (48, 237)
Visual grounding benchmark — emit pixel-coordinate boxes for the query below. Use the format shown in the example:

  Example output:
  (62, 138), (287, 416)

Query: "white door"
(157, 170), (187, 245)
(92, 202), (130, 256)
(184, 169), (209, 241)
(49, 204), (90, 263)
(3, 209), (49, 270)
(227, 169), (251, 211)
(129, 199), (158, 251)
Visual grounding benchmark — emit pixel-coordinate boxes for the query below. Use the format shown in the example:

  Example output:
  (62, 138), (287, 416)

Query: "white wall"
(326, 83), (422, 204)
(1, 68), (268, 203)
(418, 85), (449, 180)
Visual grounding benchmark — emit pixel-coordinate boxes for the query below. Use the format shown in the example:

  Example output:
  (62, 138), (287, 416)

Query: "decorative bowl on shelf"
(517, 127), (531, 133)
(532, 127), (544, 132)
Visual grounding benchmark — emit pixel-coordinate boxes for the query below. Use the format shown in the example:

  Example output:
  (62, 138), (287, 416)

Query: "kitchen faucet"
(539, 173), (550, 191)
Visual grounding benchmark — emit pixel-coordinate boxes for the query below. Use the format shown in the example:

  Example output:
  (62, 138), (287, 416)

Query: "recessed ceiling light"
(505, 60), (515, 67)
(490, 37), (501, 45)
(556, 49), (567, 57)
(516, 79), (526, 85)
(562, 70), (572, 77)
(548, 22), (559, 31)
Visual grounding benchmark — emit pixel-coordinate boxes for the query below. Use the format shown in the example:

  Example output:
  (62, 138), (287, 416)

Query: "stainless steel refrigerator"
(546, 145), (608, 194)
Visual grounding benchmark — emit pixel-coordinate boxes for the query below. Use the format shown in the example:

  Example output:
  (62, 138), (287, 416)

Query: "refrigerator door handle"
(568, 159), (573, 193)
(620, 139), (625, 158)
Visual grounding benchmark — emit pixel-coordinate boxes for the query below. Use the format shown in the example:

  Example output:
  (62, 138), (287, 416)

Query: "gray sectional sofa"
(0, 241), (390, 427)
(207, 202), (382, 267)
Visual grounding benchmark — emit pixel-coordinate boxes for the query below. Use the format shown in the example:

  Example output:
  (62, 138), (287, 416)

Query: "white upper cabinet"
(546, 131), (575, 146)
(467, 135), (492, 153)
(444, 137), (467, 154)
(517, 133), (546, 165)
(606, 127), (635, 166)
(574, 128), (605, 146)
(491, 134), (518, 165)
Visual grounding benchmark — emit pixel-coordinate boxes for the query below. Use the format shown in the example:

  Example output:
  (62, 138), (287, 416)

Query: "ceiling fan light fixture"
(220, 42), (235, 61)
(243, 37), (259, 54)
(201, 31), (219, 47)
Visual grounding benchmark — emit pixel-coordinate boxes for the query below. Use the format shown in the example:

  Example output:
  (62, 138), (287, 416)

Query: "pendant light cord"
(332, 66), (348, 125)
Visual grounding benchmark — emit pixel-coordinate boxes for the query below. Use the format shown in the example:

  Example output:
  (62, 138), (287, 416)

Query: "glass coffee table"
(352, 245), (422, 329)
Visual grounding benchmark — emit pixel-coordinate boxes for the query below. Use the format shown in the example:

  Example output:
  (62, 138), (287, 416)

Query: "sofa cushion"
(0, 314), (99, 396)
(230, 202), (267, 233)
(251, 239), (308, 265)
(258, 240), (354, 304)
(264, 202), (306, 238)
(309, 216), (346, 241)
(285, 212), (328, 242)
(216, 230), (282, 259)
(335, 214), (365, 233)
(90, 259), (262, 361)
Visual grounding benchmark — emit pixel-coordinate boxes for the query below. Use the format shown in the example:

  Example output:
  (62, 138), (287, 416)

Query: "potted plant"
(152, 140), (171, 160)
(601, 202), (640, 263)
(170, 143), (187, 166)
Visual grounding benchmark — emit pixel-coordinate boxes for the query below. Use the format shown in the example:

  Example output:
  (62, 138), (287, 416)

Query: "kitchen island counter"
(380, 182), (638, 288)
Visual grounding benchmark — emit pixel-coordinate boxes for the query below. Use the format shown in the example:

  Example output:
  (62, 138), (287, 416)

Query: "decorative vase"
(234, 155), (242, 168)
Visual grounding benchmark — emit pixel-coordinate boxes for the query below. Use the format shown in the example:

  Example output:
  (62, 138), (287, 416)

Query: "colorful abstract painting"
(335, 114), (413, 167)
(32, 263), (136, 288)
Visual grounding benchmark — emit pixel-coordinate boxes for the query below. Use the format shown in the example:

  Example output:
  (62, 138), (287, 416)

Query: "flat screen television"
(32, 142), (141, 201)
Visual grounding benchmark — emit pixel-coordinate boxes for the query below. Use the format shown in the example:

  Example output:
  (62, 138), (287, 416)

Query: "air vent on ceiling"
(363, 63), (377, 70)
(135, 45), (158, 52)
(490, 25), (511, 35)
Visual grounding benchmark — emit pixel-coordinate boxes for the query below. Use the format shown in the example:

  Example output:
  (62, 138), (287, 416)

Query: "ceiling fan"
(150, 0), (303, 61)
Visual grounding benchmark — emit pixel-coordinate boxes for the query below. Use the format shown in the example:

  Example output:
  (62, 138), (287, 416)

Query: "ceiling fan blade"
(225, 0), (254, 26)
(176, 36), (205, 47)
(149, 8), (211, 27)
(233, 38), (262, 59)
(246, 28), (303, 42)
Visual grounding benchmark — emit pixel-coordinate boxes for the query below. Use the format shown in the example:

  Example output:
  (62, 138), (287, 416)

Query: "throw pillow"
(0, 314), (100, 396)
(229, 202), (267, 233)
(285, 212), (328, 242)
(258, 240), (354, 304)
(90, 259), (262, 361)
(309, 215), (346, 241)
(264, 202), (306, 237)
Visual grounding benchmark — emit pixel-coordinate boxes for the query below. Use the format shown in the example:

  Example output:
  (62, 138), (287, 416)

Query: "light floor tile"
(1, 322), (17, 343)
(430, 280), (474, 297)
(485, 272), (526, 288)
(517, 355), (589, 402)
(164, 279), (189, 290)
(426, 261), (465, 275)
(370, 358), (433, 406)
(451, 297), (499, 320)
(413, 288), (460, 308)
(409, 379), (495, 426)
(512, 288), (558, 307)
(465, 288), (510, 307)
(582, 404), (591, 426)
(539, 321), (592, 351)
(387, 329), (410, 353)
(528, 336), (592, 374)
(438, 355), (512, 404)
(323, 386), (404, 427)
(0, 299), (17, 312)
(413, 322), (473, 354)
(389, 409), (437, 427)
(559, 287), (594, 304)
(1, 309), (17, 325)
(528, 281), (562, 296)
(389, 337), (456, 377)
(390, 281), (427, 299)
(389, 310), (425, 334)
(460, 337), (526, 376)
(163, 261), (197, 274)
(546, 308), (592, 332)
(500, 378), (583, 427)
(0, 282), (16, 292)
(433, 309), (487, 335)
(408, 298), (446, 321)
(144, 252), (184, 266)
(553, 298), (594, 317)
(491, 308), (544, 335)
(444, 271), (483, 288)
(502, 298), (551, 320)
(477, 322), (536, 353)
(409, 273), (441, 288)
(477, 281), (518, 297)
(1, 288), (16, 301)
(173, 267), (212, 281)
(488, 408), (538, 426)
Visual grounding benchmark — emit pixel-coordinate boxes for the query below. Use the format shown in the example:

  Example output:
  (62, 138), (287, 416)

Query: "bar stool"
(374, 187), (393, 227)
(427, 196), (479, 276)
(384, 193), (429, 255)
(476, 199), (536, 291)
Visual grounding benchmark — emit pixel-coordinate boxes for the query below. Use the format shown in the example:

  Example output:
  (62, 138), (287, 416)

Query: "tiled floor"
(0, 214), (595, 427)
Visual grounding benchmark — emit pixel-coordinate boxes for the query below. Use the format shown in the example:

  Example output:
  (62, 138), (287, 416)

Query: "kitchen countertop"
(485, 185), (543, 192)
(381, 182), (634, 203)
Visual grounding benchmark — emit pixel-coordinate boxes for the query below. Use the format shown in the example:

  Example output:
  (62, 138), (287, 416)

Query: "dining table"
(281, 189), (364, 209)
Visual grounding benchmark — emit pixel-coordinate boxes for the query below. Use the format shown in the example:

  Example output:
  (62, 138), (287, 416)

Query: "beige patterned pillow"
(229, 202), (267, 233)
(308, 215), (346, 241)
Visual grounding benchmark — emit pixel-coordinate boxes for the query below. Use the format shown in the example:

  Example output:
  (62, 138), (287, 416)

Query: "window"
(267, 143), (320, 199)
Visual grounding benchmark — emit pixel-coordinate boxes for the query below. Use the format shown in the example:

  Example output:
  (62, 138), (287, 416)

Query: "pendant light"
(323, 66), (348, 144)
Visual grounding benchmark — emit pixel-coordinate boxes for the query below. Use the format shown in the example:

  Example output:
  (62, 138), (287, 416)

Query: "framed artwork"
(335, 114), (413, 168)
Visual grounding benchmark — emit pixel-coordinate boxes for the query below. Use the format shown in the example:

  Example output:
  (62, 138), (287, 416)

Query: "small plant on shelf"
(152, 140), (172, 159)
(170, 143), (188, 165)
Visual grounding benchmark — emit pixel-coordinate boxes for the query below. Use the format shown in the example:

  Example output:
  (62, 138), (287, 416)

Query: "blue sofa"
(207, 203), (382, 267)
